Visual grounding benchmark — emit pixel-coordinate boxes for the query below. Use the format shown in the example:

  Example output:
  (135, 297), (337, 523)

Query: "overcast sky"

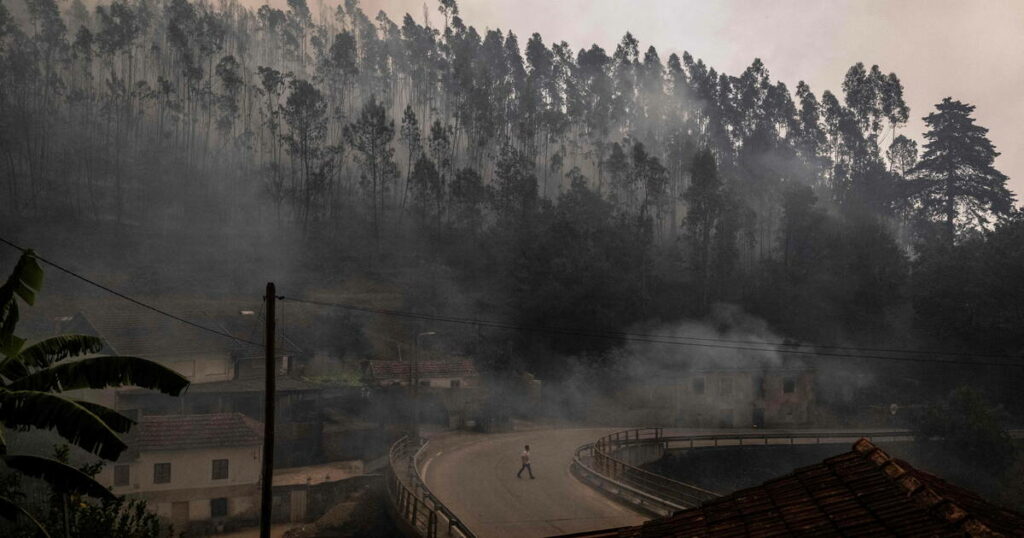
(312, 0), (1024, 198)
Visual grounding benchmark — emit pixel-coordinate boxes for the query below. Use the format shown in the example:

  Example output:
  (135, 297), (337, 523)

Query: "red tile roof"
(364, 359), (477, 381)
(570, 439), (1024, 537)
(134, 413), (262, 452)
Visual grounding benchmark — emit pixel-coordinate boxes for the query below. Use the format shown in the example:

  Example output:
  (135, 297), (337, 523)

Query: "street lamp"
(413, 331), (436, 438)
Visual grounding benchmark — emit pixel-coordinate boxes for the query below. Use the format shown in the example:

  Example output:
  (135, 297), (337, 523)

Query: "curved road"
(420, 428), (647, 537)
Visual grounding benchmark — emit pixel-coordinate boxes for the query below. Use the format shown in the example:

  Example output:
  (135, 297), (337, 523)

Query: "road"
(419, 428), (647, 538)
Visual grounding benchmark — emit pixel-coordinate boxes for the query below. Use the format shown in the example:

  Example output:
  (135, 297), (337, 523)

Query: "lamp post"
(413, 331), (436, 438)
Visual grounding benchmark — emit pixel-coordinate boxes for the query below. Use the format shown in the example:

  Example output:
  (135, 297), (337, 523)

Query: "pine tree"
(908, 98), (1014, 240)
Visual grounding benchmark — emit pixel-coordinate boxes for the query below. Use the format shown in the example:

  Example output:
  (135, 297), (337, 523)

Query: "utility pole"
(259, 283), (276, 538)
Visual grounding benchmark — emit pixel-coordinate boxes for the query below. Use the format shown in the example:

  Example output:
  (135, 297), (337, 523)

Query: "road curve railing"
(571, 428), (925, 517)
(386, 435), (476, 538)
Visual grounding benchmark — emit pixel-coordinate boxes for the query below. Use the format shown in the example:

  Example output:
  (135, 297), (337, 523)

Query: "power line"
(291, 294), (1014, 361)
(4, 234), (1020, 367)
(279, 296), (1024, 369)
(0, 236), (263, 348)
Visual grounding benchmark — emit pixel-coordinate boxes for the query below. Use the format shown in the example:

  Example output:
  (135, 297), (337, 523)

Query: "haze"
(315, 0), (1024, 195)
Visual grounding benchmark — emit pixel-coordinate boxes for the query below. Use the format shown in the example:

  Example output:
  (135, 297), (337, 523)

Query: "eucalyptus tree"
(345, 95), (398, 250)
(684, 148), (727, 312)
(398, 104), (422, 212)
(282, 78), (332, 231)
(491, 143), (538, 225)
(427, 119), (453, 225)
(886, 134), (917, 179)
(794, 81), (828, 184)
(257, 66), (289, 222)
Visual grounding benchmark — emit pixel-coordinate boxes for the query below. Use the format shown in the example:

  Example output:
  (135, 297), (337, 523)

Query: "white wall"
(99, 445), (262, 520)
(166, 352), (235, 383)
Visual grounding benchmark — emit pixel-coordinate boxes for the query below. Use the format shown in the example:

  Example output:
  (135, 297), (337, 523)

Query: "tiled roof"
(365, 359), (477, 381)
(577, 439), (1024, 537)
(134, 413), (262, 452)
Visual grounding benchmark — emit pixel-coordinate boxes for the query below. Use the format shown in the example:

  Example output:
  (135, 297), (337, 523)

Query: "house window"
(210, 498), (228, 518)
(692, 377), (705, 395)
(783, 377), (796, 394)
(719, 377), (733, 396)
(212, 459), (229, 480)
(450, 379), (461, 388)
(114, 465), (130, 487)
(153, 463), (171, 484)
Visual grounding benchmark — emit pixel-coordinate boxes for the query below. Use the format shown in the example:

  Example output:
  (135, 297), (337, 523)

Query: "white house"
(98, 413), (263, 528)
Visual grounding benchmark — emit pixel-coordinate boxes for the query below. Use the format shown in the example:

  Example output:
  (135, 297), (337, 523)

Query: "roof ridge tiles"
(852, 438), (998, 537)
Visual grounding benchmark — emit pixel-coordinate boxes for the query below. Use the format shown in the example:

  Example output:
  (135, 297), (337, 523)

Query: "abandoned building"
(361, 358), (480, 388)
(362, 358), (483, 428)
(628, 357), (817, 428)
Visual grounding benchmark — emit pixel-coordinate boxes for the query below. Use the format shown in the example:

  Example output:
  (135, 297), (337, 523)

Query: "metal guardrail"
(386, 435), (477, 538)
(392, 428), (1024, 530)
(572, 428), (931, 516)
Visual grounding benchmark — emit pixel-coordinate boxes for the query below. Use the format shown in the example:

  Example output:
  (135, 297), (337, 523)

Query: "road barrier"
(571, 428), (924, 516)
(386, 435), (477, 538)
(392, 428), (1023, 530)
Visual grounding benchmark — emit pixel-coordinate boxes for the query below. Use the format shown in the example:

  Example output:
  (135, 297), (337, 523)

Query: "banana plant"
(0, 250), (191, 536)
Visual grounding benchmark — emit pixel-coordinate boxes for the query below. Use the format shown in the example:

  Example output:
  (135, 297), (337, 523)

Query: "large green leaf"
(6, 356), (190, 396)
(0, 335), (106, 382)
(2, 455), (115, 500)
(17, 335), (104, 368)
(0, 495), (50, 537)
(0, 251), (43, 358)
(75, 401), (135, 434)
(0, 390), (127, 460)
(0, 251), (43, 306)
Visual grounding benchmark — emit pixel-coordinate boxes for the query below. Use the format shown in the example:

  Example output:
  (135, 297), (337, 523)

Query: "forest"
(0, 0), (1021, 411)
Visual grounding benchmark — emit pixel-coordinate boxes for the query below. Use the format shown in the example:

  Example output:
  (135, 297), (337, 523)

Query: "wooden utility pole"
(259, 283), (276, 538)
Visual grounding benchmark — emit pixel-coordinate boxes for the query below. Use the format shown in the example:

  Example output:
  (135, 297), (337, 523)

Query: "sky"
(304, 0), (1024, 198)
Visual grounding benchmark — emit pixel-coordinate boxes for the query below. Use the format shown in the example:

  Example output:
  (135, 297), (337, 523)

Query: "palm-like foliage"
(0, 250), (191, 536)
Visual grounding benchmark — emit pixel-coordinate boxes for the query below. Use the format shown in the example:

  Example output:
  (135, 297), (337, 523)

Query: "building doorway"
(753, 408), (765, 428)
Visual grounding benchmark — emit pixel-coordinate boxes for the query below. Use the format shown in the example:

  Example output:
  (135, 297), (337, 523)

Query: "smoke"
(517, 303), (883, 428)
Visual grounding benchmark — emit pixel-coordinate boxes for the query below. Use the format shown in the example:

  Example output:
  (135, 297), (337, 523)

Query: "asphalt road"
(419, 428), (647, 538)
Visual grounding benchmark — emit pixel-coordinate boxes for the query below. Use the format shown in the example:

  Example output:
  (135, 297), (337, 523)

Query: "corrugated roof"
(365, 359), (478, 381)
(134, 413), (262, 452)
(570, 439), (1024, 537)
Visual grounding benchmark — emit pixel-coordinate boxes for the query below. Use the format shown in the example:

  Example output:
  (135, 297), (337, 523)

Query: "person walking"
(517, 444), (535, 479)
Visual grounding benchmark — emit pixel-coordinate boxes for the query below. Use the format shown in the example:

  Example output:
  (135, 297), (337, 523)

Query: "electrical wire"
(285, 294), (1015, 360)
(279, 296), (1024, 369)
(0, 236), (263, 348)
(3, 233), (1020, 367)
